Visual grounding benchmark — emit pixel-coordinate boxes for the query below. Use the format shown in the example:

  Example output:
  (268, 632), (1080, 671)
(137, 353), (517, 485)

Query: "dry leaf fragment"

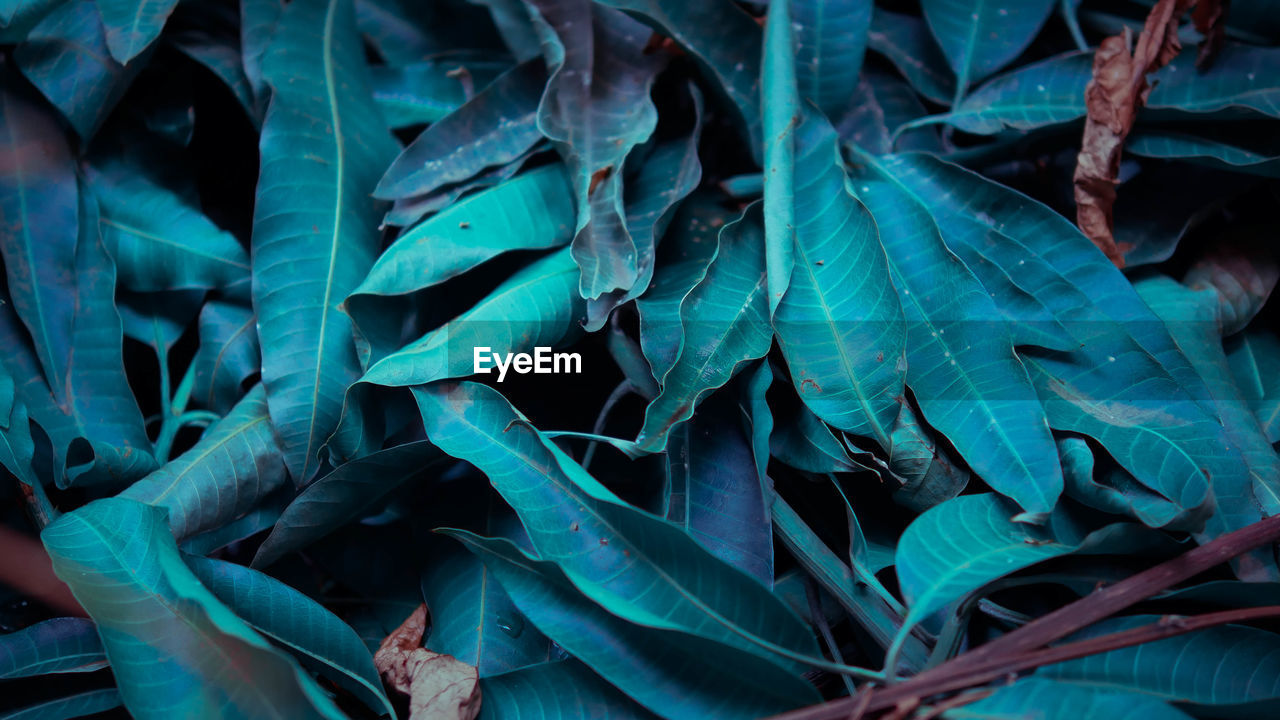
(1072, 0), (1195, 267)
(375, 605), (481, 720)
(1192, 0), (1228, 68)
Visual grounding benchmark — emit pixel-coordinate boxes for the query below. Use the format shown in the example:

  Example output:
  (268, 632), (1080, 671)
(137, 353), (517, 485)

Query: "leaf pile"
(1, 1), (1280, 719)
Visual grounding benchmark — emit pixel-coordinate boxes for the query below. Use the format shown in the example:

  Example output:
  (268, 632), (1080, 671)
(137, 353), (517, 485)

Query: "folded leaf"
(761, 0), (797, 317)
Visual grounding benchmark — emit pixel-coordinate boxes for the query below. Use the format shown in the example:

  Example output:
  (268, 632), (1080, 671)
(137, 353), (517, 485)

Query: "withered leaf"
(375, 605), (481, 720)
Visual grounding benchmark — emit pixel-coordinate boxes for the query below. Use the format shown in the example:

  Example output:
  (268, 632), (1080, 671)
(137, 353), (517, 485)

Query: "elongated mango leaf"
(889, 399), (969, 512)
(183, 554), (396, 718)
(450, 531), (821, 718)
(252, 440), (438, 567)
(772, 115), (905, 451)
(1127, 128), (1280, 178)
(920, 0), (1054, 102)
(370, 55), (511, 129)
(761, 0), (797, 317)
(374, 59), (546, 200)
(836, 67), (943, 155)
(0, 689), (123, 720)
(0, 0), (64, 42)
(191, 301), (260, 414)
(851, 164), (1061, 516)
(1226, 329), (1280, 443)
(1039, 615), (1280, 713)
(943, 677), (1193, 720)
(251, 0), (399, 483)
(86, 154), (249, 294)
(94, 0), (179, 63)
(41, 498), (346, 719)
(0, 618), (106, 678)
(866, 8), (955, 105)
(792, 0), (870, 120)
(169, 25), (257, 123)
(634, 206), (771, 452)
(524, 0), (662, 309)
(479, 660), (659, 720)
(239, 0), (280, 113)
(1183, 234), (1277, 336)
(119, 385), (288, 541)
(769, 398), (868, 475)
(14, 0), (141, 139)
(415, 381), (825, 671)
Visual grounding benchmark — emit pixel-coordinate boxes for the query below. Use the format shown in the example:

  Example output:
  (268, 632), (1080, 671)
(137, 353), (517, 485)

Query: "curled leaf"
(375, 605), (482, 720)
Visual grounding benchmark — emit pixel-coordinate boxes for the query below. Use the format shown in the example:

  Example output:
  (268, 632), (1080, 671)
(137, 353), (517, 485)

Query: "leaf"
(239, 0), (280, 113)
(479, 660), (659, 720)
(943, 677), (1193, 720)
(1038, 615), (1280, 711)
(0, 688), (123, 720)
(374, 605), (482, 720)
(772, 115), (905, 451)
(94, 0), (179, 63)
(1183, 231), (1278, 336)
(450, 531), (821, 718)
(347, 164), (576, 365)
(761, 0), (798, 318)
(1226, 329), (1280, 443)
(191, 301), (261, 415)
(769, 398), (868, 474)
(836, 67), (943, 155)
(374, 59), (547, 200)
(853, 162), (1062, 516)
(634, 205), (771, 452)
(86, 153), (250, 294)
(251, 0), (399, 483)
(119, 385), (288, 542)
(252, 440), (439, 567)
(792, 0), (871, 120)
(184, 554), (397, 718)
(527, 0), (664, 308)
(0, 617), (106, 678)
(921, 0), (1056, 101)
(595, 0), (763, 158)
(664, 389), (773, 585)
(370, 55), (512, 129)
(414, 381), (825, 671)
(1127, 128), (1280, 178)
(866, 8), (956, 105)
(14, 0), (142, 139)
(169, 25), (257, 123)
(888, 399), (970, 512)
(41, 498), (346, 719)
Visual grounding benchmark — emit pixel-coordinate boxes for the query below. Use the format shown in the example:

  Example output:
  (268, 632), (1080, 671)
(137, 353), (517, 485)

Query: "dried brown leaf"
(1072, 0), (1195, 267)
(375, 605), (481, 720)
(1193, 0), (1228, 67)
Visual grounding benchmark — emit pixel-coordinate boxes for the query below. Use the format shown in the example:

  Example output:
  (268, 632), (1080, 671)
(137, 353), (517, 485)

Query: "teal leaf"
(1184, 235), (1277, 335)
(239, 0), (280, 114)
(119, 385), (288, 542)
(183, 554), (396, 718)
(761, 0), (797, 318)
(252, 440), (439, 567)
(920, 0), (1055, 101)
(852, 163), (1061, 516)
(0, 688), (123, 720)
(1226, 329), (1280, 443)
(866, 8), (955, 106)
(479, 660), (659, 720)
(528, 0), (664, 307)
(889, 399), (969, 512)
(374, 59), (546, 200)
(370, 55), (512, 129)
(0, 617), (106, 678)
(449, 531), (821, 718)
(793, 0), (871, 120)
(0, 0), (64, 44)
(1127, 129), (1280, 178)
(251, 0), (399, 483)
(87, 153), (250, 294)
(169, 25), (257, 123)
(191, 301), (261, 415)
(93, 0), (179, 63)
(773, 116), (905, 450)
(415, 381), (825, 670)
(943, 678), (1193, 720)
(634, 206), (771, 453)
(41, 498), (346, 719)
(836, 67), (943, 155)
(769, 398), (869, 475)
(14, 0), (142, 139)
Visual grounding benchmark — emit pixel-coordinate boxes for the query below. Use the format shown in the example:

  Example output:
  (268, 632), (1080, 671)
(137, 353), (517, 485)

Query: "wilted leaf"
(375, 605), (482, 720)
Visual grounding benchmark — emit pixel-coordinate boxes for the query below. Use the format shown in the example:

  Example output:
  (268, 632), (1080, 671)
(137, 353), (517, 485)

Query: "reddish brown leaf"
(1072, 0), (1195, 267)
(375, 605), (481, 720)
(1193, 0), (1228, 67)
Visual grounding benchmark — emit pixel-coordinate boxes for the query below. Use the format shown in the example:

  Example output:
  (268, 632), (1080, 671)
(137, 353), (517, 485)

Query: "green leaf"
(528, 0), (663, 307)
(184, 554), (396, 718)
(86, 153), (250, 294)
(0, 617), (106, 678)
(119, 385), (288, 542)
(449, 531), (821, 718)
(374, 59), (547, 200)
(252, 440), (438, 567)
(191, 301), (261, 415)
(479, 660), (659, 720)
(41, 498), (345, 719)
(772, 116), (905, 451)
(634, 205), (771, 452)
(1226, 329), (1280, 443)
(793, 0), (871, 120)
(920, 0), (1054, 101)
(415, 381), (825, 671)
(94, 0), (179, 63)
(866, 8), (955, 106)
(251, 0), (399, 483)
(0, 688), (123, 720)
(943, 678), (1193, 720)
(14, 0), (141, 139)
